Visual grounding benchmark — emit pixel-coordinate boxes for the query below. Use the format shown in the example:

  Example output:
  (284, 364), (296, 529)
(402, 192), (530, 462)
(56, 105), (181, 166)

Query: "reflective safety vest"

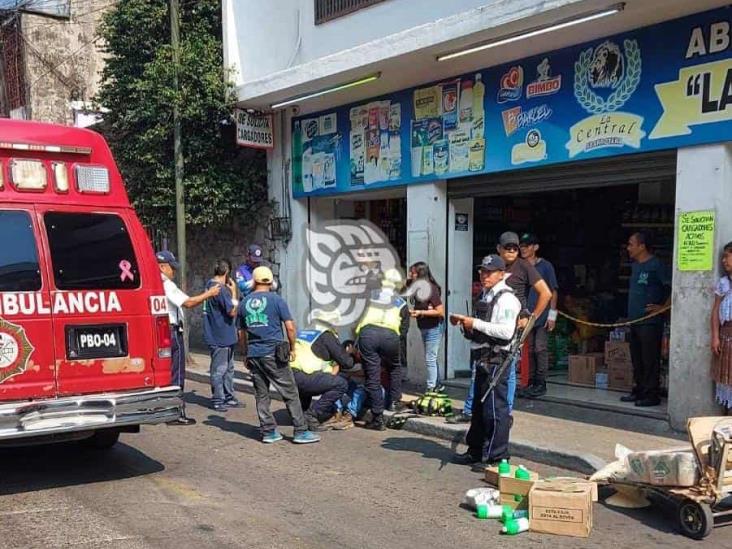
(356, 295), (406, 335)
(290, 329), (334, 374)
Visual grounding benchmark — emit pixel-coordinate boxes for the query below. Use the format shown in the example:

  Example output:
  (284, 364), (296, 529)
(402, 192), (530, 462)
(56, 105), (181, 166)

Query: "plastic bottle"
(476, 504), (505, 519)
(502, 518), (530, 535)
(515, 465), (530, 480)
(472, 73), (485, 136)
(498, 459), (511, 477)
(459, 79), (473, 123)
(502, 508), (528, 523)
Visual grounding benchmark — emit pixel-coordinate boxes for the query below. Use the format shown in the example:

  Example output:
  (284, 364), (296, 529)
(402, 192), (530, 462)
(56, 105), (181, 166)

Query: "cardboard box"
(568, 354), (604, 386)
(485, 464), (539, 486)
(499, 475), (537, 497)
(608, 362), (634, 391)
(529, 479), (595, 538)
(605, 341), (631, 364)
(500, 493), (528, 510)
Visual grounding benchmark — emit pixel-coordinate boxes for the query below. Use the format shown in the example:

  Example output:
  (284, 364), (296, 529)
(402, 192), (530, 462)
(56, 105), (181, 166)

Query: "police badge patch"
(0, 317), (35, 384)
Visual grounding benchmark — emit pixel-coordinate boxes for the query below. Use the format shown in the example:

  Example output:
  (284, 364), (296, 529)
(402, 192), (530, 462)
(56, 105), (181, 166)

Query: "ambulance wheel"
(82, 429), (120, 450)
(677, 499), (713, 540)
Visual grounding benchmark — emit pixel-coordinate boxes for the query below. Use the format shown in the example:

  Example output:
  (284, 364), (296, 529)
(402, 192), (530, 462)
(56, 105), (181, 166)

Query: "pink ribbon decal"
(119, 260), (134, 282)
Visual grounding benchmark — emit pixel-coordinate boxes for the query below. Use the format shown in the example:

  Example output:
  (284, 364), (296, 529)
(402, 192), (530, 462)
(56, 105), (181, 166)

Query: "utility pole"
(170, 0), (185, 292)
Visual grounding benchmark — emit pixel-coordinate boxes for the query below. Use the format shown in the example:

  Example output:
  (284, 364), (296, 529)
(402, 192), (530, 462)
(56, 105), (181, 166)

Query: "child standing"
(711, 241), (732, 411)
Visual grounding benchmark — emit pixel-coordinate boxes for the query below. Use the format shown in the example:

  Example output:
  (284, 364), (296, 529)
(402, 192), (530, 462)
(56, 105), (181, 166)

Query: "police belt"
(474, 346), (509, 371)
(170, 322), (184, 333)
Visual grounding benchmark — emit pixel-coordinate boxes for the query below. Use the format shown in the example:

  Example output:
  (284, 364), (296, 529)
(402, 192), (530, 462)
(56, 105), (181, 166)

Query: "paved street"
(1, 379), (730, 549)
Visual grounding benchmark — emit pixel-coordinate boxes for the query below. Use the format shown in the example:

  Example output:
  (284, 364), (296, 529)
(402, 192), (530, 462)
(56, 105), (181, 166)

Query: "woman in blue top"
(711, 241), (732, 411)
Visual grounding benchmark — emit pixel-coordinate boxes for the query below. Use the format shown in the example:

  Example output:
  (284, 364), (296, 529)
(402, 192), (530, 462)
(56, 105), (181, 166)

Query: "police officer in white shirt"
(450, 254), (521, 466)
(157, 250), (220, 425)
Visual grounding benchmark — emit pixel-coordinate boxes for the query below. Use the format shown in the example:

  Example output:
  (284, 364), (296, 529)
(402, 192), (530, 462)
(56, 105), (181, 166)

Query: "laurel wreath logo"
(574, 39), (642, 114)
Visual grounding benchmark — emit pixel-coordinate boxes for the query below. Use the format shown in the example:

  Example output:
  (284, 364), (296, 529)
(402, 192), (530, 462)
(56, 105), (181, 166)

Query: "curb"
(185, 368), (606, 475)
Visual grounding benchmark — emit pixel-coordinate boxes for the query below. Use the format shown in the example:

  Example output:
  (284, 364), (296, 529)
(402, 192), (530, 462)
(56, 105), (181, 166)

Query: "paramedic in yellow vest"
(292, 309), (355, 432)
(355, 268), (410, 431)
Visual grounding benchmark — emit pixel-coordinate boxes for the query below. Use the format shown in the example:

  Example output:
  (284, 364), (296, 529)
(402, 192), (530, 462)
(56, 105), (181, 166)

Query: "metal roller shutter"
(447, 150), (677, 198)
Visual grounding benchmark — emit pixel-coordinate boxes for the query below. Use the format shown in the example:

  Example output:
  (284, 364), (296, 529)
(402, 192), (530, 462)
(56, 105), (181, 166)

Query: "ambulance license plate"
(66, 324), (128, 359)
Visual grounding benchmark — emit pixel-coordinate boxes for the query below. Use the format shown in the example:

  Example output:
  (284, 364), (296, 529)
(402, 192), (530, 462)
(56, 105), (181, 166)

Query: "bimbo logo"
(526, 58), (562, 98)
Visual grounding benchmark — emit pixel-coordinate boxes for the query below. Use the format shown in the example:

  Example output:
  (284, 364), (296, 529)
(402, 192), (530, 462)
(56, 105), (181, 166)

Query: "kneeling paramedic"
(355, 268), (410, 431)
(291, 309), (355, 431)
(450, 255), (520, 465)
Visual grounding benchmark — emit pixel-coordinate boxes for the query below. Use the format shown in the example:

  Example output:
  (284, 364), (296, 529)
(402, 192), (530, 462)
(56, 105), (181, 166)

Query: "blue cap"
(247, 244), (264, 264)
(156, 250), (179, 269)
(477, 254), (506, 271)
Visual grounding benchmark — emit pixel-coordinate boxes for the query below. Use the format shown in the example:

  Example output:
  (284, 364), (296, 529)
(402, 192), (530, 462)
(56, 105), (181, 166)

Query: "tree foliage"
(96, 0), (267, 229)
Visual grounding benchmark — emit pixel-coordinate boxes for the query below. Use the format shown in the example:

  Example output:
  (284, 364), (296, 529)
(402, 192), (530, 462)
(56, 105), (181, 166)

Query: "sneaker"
(387, 401), (409, 413)
(211, 403), (228, 412)
(293, 430), (321, 444)
(364, 414), (386, 431)
(333, 412), (354, 431)
(262, 431), (283, 444)
(446, 412), (471, 424)
(452, 451), (482, 465)
(224, 399), (244, 409)
(527, 383), (547, 398)
(434, 384), (446, 393)
(167, 415), (197, 426)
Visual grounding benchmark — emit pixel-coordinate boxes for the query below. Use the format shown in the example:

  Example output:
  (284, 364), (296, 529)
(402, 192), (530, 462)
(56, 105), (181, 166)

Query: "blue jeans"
(421, 323), (443, 389)
(464, 365), (476, 417)
(336, 379), (385, 418)
(209, 345), (236, 406)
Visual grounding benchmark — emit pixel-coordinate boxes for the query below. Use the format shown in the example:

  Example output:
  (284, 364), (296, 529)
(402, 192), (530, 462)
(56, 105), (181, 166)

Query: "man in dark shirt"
(290, 309), (356, 431)
(497, 231), (552, 411)
(519, 233), (559, 398)
(623, 232), (671, 407)
(203, 259), (240, 411)
(238, 266), (320, 444)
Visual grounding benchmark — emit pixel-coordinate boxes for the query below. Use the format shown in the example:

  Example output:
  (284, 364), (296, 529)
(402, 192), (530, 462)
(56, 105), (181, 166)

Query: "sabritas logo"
(526, 58), (562, 98)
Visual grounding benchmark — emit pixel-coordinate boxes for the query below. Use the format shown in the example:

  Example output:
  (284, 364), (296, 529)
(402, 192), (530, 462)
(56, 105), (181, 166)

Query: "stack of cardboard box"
(605, 341), (633, 391)
(567, 353), (605, 387)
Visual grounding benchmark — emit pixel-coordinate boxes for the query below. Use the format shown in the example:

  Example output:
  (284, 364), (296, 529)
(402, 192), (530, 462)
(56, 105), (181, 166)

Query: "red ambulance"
(0, 119), (182, 448)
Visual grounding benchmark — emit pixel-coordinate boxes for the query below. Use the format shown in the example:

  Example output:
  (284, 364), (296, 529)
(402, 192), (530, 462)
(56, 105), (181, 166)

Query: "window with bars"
(314, 0), (386, 24)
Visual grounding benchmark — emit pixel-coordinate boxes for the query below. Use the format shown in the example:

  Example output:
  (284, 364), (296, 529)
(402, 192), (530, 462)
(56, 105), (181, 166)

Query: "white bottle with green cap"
(502, 517), (529, 535)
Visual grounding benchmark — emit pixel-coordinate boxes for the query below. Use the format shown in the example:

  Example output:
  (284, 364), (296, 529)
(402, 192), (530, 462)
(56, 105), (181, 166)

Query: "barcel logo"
(0, 292), (122, 316)
(567, 39), (646, 158)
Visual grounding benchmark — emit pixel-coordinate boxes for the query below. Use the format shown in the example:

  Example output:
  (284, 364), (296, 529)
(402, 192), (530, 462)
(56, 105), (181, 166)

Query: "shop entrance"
(447, 151), (677, 417)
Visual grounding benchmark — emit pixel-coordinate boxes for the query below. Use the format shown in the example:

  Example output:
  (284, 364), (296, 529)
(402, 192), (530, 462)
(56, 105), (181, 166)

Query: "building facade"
(225, 0), (732, 429)
(0, 0), (111, 125)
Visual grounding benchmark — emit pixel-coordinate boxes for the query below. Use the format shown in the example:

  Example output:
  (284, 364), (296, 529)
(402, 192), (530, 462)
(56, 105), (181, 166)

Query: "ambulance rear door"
(0, 205), (57, 401)
(39, 205), (156, 395)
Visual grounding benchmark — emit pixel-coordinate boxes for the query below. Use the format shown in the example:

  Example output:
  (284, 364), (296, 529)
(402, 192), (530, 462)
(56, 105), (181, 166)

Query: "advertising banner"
(236, 109), (274, 150)
(292, 7), (732, 197)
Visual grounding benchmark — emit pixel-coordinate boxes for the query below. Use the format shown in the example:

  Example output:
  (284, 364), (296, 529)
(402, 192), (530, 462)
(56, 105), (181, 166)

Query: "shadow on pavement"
(203, 414), (262, 441)
(381, 436), (458, 469)
(0, 441), (164, 496)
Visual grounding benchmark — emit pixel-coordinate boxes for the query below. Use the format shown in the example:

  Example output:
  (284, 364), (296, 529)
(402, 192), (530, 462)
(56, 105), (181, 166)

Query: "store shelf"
(621, 223), (674, 228)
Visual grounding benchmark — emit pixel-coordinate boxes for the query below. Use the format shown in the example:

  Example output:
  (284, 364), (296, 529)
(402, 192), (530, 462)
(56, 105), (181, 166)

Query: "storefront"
(281, 6), (732, 428)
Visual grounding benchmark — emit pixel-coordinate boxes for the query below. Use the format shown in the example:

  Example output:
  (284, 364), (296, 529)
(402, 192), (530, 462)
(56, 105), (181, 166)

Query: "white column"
(669, 143), (732, 429)
(447, 197), (474, 379)
(406, 181), (447, 386)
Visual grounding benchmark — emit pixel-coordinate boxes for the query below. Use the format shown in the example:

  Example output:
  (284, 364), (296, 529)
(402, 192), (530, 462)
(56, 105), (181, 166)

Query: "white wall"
(447, 198), (474, 379)
(668, 144), (732, 429)
(225, 0), (502, 85)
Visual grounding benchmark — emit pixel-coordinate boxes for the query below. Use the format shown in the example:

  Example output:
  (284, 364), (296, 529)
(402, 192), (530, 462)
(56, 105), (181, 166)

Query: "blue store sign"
(291, 7), (732, 198)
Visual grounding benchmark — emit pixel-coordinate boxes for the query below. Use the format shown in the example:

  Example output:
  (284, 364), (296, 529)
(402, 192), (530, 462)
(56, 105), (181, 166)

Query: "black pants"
(170, 326), (185, 391)
(465, 352), (511, 463)
(357, 326), (402, 416)
(630, 323), (663, 399)
(528, 325), (549, 386)
(293, 370), (348, 421)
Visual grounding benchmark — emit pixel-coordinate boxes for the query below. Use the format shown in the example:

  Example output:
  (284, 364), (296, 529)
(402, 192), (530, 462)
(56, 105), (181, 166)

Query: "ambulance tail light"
(155, 316), (172, 359)
(75, 165), (110, 194)
(10, 159), (47, 190)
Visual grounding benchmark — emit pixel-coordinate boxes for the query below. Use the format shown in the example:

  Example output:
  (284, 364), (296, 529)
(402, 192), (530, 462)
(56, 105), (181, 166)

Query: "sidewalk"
(185, 352), (685, 474)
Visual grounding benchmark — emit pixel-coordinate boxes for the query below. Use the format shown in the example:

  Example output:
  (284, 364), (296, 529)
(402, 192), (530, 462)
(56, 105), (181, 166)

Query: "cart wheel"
(677, 499), (713, 540)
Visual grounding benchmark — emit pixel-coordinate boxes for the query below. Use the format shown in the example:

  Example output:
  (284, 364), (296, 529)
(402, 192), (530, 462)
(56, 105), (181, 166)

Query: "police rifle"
(479, 314), (536, 404)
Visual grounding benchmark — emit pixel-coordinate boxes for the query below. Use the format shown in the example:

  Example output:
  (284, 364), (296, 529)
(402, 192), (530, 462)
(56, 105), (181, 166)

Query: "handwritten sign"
(677, 210), (715, 271)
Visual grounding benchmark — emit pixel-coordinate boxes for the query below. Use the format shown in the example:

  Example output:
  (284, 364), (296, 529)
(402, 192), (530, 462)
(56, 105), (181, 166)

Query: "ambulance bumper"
(0, 386), (182, 441)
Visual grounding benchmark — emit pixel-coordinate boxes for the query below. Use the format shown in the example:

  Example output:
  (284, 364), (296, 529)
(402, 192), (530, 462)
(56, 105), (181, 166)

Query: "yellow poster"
(677, 210), (715, 271)
(651, 59), (732, 139)
(413, 86), (440, 120)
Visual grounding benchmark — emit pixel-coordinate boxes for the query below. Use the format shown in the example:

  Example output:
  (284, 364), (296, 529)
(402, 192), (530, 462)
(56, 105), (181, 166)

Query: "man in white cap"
(291, 309), (356, 431)
(355, 268), (410, 430)
(238, 265), (320, 444)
